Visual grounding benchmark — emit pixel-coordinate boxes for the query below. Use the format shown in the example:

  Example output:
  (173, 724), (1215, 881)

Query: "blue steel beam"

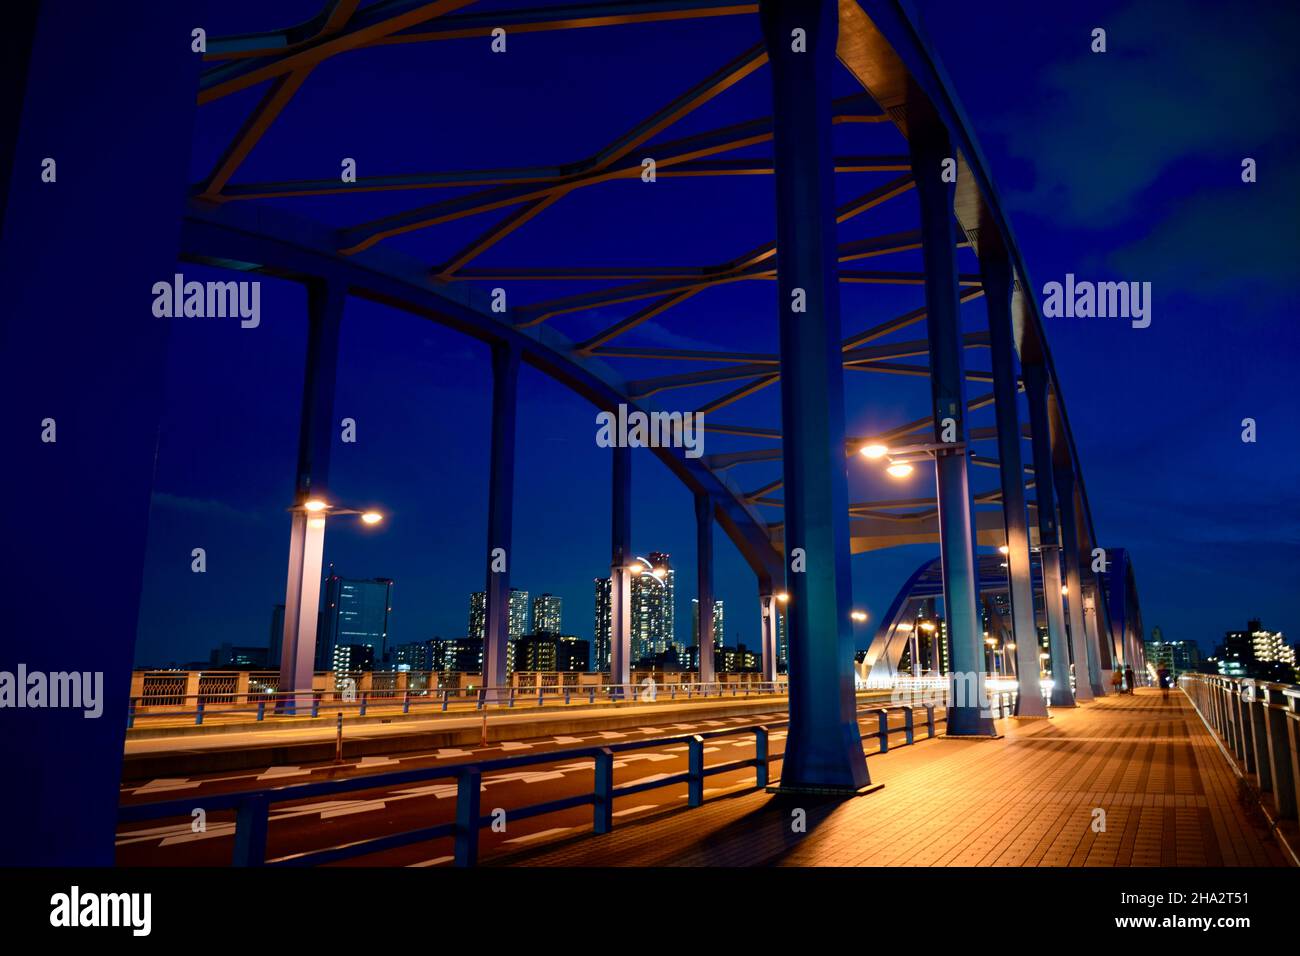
(278, 280), (346, 706)
(1024, 362), (1075, 707)
(482, 342), (520, 695)
(908, 90), (994, 736)
(1056, 470), (1104, 697)
(610, 446), (633, 692)
(695, 492), (717, 684)
(981, 234), (1046, 716)
(177, 200), (784, 586)
(761, 0), (871, 794)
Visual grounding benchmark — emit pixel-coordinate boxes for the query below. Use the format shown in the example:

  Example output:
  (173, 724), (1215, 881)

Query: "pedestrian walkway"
(495, 689), (1287, 867)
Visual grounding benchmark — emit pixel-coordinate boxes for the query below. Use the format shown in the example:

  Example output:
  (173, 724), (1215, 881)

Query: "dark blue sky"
(132, 0), (1299, 666)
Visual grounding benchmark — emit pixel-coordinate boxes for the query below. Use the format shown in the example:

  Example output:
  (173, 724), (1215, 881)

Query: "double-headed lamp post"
(278, 498), (385, 714)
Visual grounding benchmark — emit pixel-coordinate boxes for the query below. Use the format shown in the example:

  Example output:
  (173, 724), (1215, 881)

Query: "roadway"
(115, 703), (917, 866)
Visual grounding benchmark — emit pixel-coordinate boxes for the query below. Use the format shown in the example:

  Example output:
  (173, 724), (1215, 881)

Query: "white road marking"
(612, 804), (659, 818)
(598, 731), (626, 739)
(133, 778), (200, 794)
(158, 823), (237, 846)
(321, 800), (386, 819)
(257, 766), (310, 781)
(498, 741), (532, 751)
(409, 855), (454, 868)
(552, 736), (583, 744)
(503, 827), (572, 845)
(434, 748), (474, 759)
(357, 756), (399, 768)
(623, 773), (673, 788)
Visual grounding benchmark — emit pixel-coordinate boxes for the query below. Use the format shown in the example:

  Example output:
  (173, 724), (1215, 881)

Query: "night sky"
(132, 0), (1299, 667)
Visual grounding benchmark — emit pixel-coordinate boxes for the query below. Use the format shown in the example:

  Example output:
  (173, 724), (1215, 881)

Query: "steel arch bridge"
(184, 0), (1145, 793)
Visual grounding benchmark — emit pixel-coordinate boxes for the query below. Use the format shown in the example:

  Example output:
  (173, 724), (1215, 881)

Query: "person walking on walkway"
(1157, 666), (1170, 699)
(1124, 663), (1135, 694)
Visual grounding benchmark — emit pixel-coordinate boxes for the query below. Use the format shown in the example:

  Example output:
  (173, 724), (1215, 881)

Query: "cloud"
(991, 0), (1300, 230)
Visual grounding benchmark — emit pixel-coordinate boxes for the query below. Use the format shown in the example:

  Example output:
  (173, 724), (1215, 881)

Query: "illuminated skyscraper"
(691, 598), (725, 650)
(593, 577), (611, 671)
(508, 588), (530, 638)
(533, 592), (563, 634)
(468, 591), (486, 640)
(470, 588), (531, 640)
(316, 574), (393, 670)
(630, 553), (674, 663)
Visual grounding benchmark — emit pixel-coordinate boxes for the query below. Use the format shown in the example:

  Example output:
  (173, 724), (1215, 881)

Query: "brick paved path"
(495, 689), (1286, 867)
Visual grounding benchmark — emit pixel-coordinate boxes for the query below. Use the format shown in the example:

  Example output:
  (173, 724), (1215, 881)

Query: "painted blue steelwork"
(909, 94), (993, 736)
(981, 237), (1046, 715)
(695, 492), (717, 684)
(1023, 362), (1075, 707)
(483, 342), (520, 694)
(761, 0), (870, 792)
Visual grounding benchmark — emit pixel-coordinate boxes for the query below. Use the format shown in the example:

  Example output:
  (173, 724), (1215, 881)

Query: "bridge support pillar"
(909, 96), (994, 736)
(1024, 363), (1075, 707)
(1083, 587), (1109, 694)
(980, 234), (1047, 717)
(695, 492), (716, 685)
(609, 445), (633, 696)
(278, 280), (345, 711)
(1055, 466), (1097, 700)
(761, 0), (871, 792)
(482, 342), (519, 700)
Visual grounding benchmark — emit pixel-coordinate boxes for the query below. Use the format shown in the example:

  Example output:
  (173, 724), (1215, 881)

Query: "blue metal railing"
(126, 680), (793, 728)
(118, 701), (950, 867)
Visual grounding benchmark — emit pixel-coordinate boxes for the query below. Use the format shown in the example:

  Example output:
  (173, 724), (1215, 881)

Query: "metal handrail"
(125, 680), (796, 728)
(1179, 673), (1299, 847)
(118, 701), (948, 867)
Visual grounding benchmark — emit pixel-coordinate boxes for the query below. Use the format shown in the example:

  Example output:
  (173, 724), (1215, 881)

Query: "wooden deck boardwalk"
(495, 689), (1287, 867)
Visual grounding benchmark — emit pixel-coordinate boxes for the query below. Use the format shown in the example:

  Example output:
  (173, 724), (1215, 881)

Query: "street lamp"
(885, 463), (914, 478)
(277, 498), (387, 714)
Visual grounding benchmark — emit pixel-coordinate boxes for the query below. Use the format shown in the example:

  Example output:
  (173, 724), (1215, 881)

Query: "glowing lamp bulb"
(885, 462), (914, 479)
(360, 511), (383, 525)
(860, 443), (889, 460)
(303, 499), (329, 512)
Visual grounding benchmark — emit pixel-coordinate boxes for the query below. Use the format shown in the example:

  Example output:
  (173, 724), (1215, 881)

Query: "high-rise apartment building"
(316, 574), (393, 670)
(533, 592), (562, 634)
(469, 588), (531, 640)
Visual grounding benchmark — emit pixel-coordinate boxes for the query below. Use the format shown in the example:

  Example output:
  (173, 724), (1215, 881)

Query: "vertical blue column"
(761, 0), (871, 793)
(909, 96), (994, 736)
(278, 280), (345, 706)
(694, 492), (716, 684)
(609, 445), (632, 695)
(1024, 364), (1075, 707)
(0, 1), (202, 864)
(482, 342), (519, 696)
(980, 238), (1047, 717)
(1056, 470), (1101, 698)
